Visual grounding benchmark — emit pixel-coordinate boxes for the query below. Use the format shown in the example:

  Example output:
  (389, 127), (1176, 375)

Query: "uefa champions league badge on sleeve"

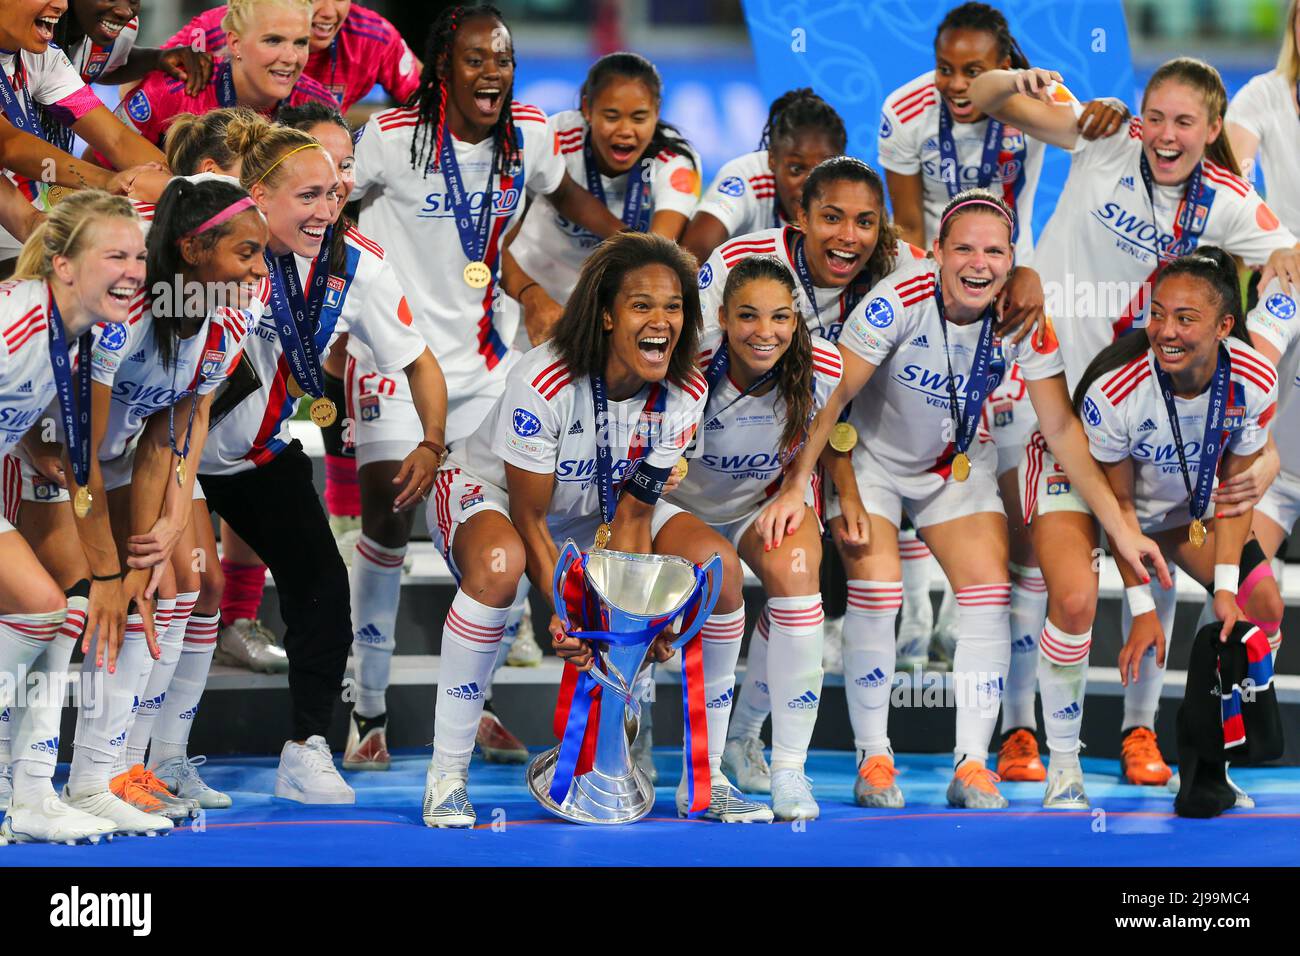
(698, 263), (713, 289)
(865, 297), (894, 329)
(1266, 293), (1296, 321)
(879, 116), (893, 139)
(125, 88), (150, 123)
(1083, 396), (1102, 427)
(718, 176), (745, 197)
(513, 408), (542, 437)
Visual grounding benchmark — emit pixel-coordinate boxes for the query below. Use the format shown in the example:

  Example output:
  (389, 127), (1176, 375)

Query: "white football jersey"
(0, 280), (69, 458)
(1245, 277), (1300, 475)
(697, 225), (928, 343)
(877, 71), (1053, 257)
(1082, 339), (1277, 530)
(667, 327), (841, 526)
(838, 260), (1065, 498)
(1034, 116), (1296, 392)
(352, 101), (567, 398)
(65, 18), (138, 84)
(91, 294), (251, 461)
(1227, 71), (1300, 237)
(509, 109), (701, 304)
(694, 150), (789, 240)
(202, 229), (426, 475)
(443, 341), (708, 535)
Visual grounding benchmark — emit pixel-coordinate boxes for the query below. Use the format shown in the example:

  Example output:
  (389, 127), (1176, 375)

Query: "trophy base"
(525, 746), (656, 825)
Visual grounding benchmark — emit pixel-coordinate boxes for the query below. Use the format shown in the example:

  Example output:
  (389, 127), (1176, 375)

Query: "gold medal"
(673, 458), (688, 481)
(176, 460), (187, 487)
(74, 486), (92, 519)
(45, 185), (70, 207)
(594, 522), (612, 550)
(286, 378), (305, 399)
(463, 261), (492, 289)
(309, 396), (337, 427)
(951, 452), (971, 483)
(829, 422), (858, 453)
(1189, 518), (1207, 548)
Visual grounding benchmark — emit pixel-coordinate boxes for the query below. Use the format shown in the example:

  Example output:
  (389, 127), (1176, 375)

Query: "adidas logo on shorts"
(1137, 418), (1157, 432)
(854, 667), (888, 687)
(447, 682), (484, 700)
(567, 420), (584, 435)
(787, 689), (819, 709)
(1052, 701), (1082, 721)
(908, 335), (929, 348)
(356, 623), (385, 644)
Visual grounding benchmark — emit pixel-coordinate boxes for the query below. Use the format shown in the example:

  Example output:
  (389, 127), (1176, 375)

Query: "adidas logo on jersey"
(447, 682), (484, 700)
(567, 420), (584, 435)
(127, 348), (146, 363)
(355, 623), (385, 644)
(16, 380), (31, 393)
(1052, 701), (1082, 721)
(706, 687), (734, 709)
(787, 689), (819, 710)
(854, 667), (889, 687)
(704, 417), (723, 431)
(30, 736), (58, 754)
(1137, 417), (1157, 432)
(1118, 175), (1135, 190)
(908, 335), (930, 348)
(179, 705), (200, 721)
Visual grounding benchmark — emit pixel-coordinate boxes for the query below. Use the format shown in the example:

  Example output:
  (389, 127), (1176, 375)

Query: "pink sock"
(324, 454), (360, 518)
(220, 559), (265, 624)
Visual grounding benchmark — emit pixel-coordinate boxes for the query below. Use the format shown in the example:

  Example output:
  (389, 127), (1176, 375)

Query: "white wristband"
(1126, 583), (1156, 617)
(1214, 564), (1239, 596)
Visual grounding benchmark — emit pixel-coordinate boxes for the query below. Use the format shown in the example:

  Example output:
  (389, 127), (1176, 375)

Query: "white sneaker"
(821, 615), (844, 675)
(506, 609), (543, 667)
(422, 767), (475, 828)
(0, 761), (11, 813)
(151, 755), (232, 810)
(275, 736), (355, 805)
(342, 710), (391, 771)
(216, 618), (289, 674)
(721, 735), (770, 794)
(771, 768), (819, 821)
(61, 786), (173, 836)
(1, 795), (117, 844)
(1043, 764), (1089, 809)
(676, 775), (773, 823)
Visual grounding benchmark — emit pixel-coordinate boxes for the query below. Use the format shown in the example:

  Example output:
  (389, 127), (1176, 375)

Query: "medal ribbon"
(439, 121), (497, 266)
(0, 55), (35, 134)
(934, 282), (1001, 466)
(1153, 344), (1230, 530)
(589, 375), (666, 530)
(583, 135), (651, 232)
(266, 225), (333, 401)
(46, 287), (92, 490)
(788, 231), (867, 339)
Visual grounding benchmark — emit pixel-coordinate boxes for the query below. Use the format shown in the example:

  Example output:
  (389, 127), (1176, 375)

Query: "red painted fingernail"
(1142, 576), (1150, 584)
(1215, 513), (1225, 520)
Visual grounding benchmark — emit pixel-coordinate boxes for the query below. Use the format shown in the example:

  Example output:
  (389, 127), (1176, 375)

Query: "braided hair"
(934, 2), (1031, 69)
(406, 3), (520, 178)
(758, 88), (846, 153)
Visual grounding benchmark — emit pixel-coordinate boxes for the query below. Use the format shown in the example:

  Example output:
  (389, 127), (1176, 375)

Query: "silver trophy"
(526, 540), (723, 825)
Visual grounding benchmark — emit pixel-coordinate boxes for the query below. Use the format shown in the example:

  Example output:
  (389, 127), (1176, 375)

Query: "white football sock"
(148, 612), (218, 768)
(953, 584), (1012, 766)
(843, 580), (902, 757)
(8, 600), (78, 799)
(898, 531), (933, 631)
(766, 594), (824, 772)
(432, 589), (507, 778)
(1003, 563), (1048, 731)
(350, 534), (406, 719)
(1121, 568), (1177, 731)
(1037, 619), (1091, 768)
(697, 605), (745, 775)
(727, 606), (769, 742)
(126, 591), (195, 766)
(69, 614), (148, 797)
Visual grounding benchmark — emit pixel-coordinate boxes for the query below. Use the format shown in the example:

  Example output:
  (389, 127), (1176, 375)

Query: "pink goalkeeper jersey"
(162, 3), (421, 111)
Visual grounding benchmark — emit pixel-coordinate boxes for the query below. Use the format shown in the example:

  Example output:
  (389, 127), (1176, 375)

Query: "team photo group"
(0, 0), (1296, 850)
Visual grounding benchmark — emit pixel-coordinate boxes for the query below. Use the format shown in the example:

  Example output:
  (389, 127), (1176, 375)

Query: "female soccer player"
(193, 115), (444, 805)
(1226, 0), (1300, 239)
(164, 0), (422, 111)
(1077, 251), (1281, 774)
(343, 4), (623, 769)
(114, 0), (335, 149)
(970, 56), (1300, 787)
(503, 51), (701, 344)
(52, 0), (212, 92)
(771, 189), (1169, 809)
(425, 232), (771, 827)
(0, 191), (159, 843)
(659, 254), (849, 820)
(682, 88), (845, 267)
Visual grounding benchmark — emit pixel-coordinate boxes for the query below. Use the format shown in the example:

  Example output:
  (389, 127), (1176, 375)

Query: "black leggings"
(199, 440), (351, 741)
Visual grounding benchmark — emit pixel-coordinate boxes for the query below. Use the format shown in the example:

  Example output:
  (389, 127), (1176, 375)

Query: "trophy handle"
(551, 539), (582, 634)
(668, 551), (724, 650)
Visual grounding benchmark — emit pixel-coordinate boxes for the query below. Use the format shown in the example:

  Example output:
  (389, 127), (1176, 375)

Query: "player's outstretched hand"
(754, 486), (805, 552)
(1213, 590), (1244, 644)
(1077, 98), (1130, 140)
(392, 444), (441, 512)
(1012, 67), (1064, 102)
(1118, 610), (1165, 686)
(996, 266), (1045, 347)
